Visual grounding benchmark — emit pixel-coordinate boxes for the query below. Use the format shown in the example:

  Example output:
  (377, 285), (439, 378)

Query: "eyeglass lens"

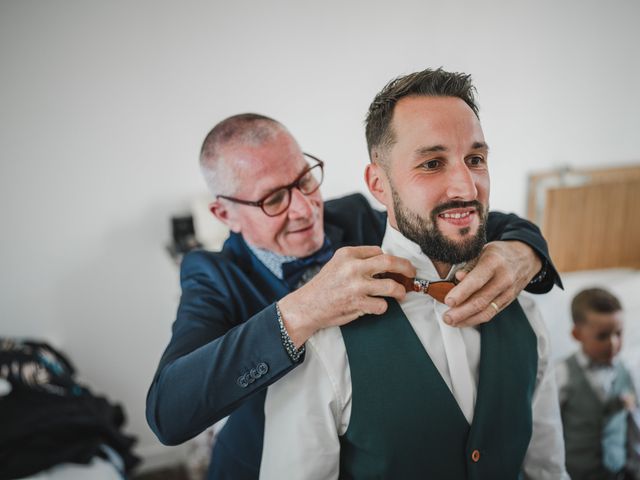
(262, 163), (323, 216)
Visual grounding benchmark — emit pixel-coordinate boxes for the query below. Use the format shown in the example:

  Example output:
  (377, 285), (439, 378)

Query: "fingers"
(367, 278), (407, 301)
(332, 247), (416, 279)
(453, 256), (478, 283)
(442, 268), (522, 327)
(445, 255), (495, 308)
(455, 257), (479, 277)
(336, 245), (383, 260)
(447, 289), (514, 328)
(297, 247), (409, 331)
(445, 241), (530, 309)
(363, 253), (417, 279)
(359, 296), (389, 316)
(443, 276), (499, 326)
(454, 270), (468, 283)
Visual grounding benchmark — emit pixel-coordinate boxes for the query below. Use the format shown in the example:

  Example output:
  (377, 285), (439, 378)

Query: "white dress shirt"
(261, 223), (568, 480)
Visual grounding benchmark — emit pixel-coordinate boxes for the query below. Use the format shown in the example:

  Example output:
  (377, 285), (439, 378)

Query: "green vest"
(339, 298), (538, 480)
(561, 354), (632, 480)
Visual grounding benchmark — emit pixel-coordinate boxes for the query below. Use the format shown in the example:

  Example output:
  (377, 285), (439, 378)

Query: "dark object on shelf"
(167, 215), (202, 263)
(172, 215), (202, 253)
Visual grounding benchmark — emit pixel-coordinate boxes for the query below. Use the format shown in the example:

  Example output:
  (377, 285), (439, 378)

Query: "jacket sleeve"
(486, 211), (562, 293)
(145, 250), (297, 445)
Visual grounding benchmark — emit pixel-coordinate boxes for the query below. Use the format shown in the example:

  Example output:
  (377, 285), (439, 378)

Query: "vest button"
(471, 449), (480, 462)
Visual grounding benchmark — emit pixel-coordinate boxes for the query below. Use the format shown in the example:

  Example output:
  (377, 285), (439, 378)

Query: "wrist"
(275, 302), (305, 362)
(528, 258), (548, 285)
(277, 294), (317, 349)
(508, 240), (542, 282)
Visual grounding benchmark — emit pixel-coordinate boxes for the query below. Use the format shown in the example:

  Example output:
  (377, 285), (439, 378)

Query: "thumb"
(454, 257), (479, 281)
(455, 269), (468, 282)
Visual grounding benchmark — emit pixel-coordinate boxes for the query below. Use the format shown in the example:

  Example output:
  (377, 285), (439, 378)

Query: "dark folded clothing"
(0, 338), (140, 479)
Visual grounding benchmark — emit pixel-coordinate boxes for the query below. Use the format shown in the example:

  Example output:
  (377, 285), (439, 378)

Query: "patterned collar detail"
(246, 243), (298, 280)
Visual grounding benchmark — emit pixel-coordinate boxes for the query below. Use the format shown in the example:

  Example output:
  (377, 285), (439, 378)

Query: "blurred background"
(1, 0), (639, 474)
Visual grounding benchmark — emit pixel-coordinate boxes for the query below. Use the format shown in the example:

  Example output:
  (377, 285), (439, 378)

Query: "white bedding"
(533, 268), (640, 390)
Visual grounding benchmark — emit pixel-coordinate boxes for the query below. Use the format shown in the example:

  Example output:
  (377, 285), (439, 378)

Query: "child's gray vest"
(561, 353), (633, 480)
(339, 298), (538, 480)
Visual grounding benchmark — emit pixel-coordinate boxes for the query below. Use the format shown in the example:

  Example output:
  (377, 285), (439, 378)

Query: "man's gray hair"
(199, 113), (285, 195)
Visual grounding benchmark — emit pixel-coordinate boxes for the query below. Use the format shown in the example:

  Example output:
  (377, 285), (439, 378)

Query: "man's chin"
(287, 234), (325, 258)
(436, 217), (480, 241)
(423, 222), (486, 265)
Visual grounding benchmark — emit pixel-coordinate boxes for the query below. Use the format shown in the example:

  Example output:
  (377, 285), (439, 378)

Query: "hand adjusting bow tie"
(375, 272), (456, 303)
(281, 238), (334, 289)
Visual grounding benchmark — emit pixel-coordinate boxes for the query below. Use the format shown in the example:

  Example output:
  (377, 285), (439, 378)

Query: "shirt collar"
(245, 243), (297, 280)
(575, 349), (618, 370)
(381, 221), (464, 281)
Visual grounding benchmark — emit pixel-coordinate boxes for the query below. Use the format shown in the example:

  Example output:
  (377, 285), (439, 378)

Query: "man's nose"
(288, 187), (314, 218)
(446, 161), (478, 200)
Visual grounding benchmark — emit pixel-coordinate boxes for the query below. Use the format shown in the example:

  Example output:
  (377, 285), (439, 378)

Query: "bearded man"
(260, 68), (569, 480)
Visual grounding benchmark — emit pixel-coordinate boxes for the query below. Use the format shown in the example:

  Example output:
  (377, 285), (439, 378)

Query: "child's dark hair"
(571, 288), (622, 325)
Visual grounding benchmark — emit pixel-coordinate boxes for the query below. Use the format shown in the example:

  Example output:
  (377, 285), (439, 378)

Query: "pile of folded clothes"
(0, 338), (140, 480)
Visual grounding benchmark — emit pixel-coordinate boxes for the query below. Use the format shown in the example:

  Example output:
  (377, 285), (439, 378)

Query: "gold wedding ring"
(490, 301), (499, 313)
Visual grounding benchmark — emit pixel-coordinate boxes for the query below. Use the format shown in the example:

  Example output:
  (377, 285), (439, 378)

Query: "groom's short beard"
(391, 187), (487, 265)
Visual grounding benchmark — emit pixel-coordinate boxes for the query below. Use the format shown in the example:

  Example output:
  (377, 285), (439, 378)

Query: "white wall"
(1, 0), (639, 468)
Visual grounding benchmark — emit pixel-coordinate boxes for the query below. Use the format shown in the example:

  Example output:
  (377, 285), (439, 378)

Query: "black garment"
(0, 339), (140, 480)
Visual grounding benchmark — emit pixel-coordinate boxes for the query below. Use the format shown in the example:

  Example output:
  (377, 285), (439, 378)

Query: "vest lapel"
(386, 298), (470, 424)
(568, 355), (607, 407)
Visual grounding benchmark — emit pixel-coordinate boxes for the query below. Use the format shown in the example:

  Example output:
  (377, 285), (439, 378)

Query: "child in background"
(557, 288), (640, 480)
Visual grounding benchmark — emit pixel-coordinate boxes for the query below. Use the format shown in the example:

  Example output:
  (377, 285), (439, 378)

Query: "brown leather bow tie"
(375, 272), (456, 303)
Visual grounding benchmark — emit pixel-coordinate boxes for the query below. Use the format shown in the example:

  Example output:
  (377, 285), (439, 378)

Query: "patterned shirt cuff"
(528, 258), (548, 285)
(275, 302), (305, 363)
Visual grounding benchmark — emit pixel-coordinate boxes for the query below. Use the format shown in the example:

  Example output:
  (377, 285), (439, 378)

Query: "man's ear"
(209, 200), (241, 233)
(365, 162), (391, 209)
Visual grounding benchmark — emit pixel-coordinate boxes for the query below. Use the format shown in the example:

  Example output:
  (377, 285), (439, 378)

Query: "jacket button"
(257, 362), (269, 375)
(237, 375), (249, 388)
(471, 449), (480, 462)
(250, 368), (260, 379)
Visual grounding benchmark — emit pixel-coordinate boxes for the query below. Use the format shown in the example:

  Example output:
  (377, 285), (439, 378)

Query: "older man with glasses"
(146, 113), (561, 480)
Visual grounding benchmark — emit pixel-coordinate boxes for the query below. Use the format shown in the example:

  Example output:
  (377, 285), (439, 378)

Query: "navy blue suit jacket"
(146, 194), (559, 479)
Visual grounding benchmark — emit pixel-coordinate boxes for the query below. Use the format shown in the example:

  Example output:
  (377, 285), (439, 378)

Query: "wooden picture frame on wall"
(526, 165), (640, 272)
